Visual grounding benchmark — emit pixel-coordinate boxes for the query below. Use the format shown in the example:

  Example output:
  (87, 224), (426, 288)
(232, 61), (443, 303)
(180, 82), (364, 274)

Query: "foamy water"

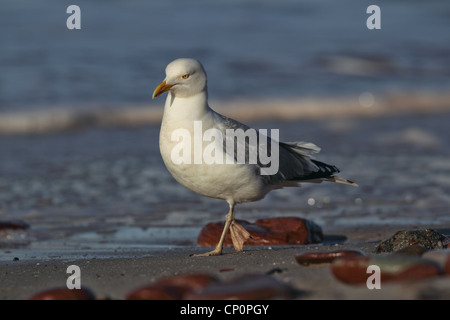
(1, 112), (449, 254)
(0, 93), (449, 134)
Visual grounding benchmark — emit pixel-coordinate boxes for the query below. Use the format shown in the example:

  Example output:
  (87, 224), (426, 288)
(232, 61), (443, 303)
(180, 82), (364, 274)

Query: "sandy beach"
(1, 232), (450, 300)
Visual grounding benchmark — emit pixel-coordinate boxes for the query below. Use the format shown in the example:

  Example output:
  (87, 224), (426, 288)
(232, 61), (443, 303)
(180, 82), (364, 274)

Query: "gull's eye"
(182, 74), (190, 79)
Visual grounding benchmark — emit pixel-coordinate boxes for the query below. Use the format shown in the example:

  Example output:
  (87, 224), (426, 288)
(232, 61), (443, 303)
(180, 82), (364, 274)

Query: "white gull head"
(152, 58), (207, 99)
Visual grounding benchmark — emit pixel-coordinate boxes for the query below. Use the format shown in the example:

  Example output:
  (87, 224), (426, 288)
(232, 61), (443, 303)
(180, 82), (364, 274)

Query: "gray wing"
(213, 112), (340, 186)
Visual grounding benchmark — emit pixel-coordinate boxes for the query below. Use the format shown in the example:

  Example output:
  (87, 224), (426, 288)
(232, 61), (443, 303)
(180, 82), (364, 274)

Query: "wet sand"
(2, 236), (450, 300)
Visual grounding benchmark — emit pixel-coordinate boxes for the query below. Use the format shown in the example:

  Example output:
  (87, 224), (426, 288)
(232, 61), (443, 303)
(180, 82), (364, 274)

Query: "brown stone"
(375, 229), (449, 253)
(126, 286), (180, 300)
(423, 250), (450, 275)
(331, 255), (443, 285)
(295, 249), (366, 266)
(126, 273), (218, 300)
(330, 256), (372, 284)
(29, 287), (96, 300)
(184, 273), (294, 300)
(197, 217), (323, 247)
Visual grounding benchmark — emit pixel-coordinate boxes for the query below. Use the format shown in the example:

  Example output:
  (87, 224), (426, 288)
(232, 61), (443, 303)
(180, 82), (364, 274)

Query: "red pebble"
(126, 273), (218, 300)
(423, 250), (450, 275)
(184, 274), (294, 300)
(295, 249), (366, 266)
(29, 287), (96, 300)
(331, 255), (443, 285)
(197, 217), (323, 247)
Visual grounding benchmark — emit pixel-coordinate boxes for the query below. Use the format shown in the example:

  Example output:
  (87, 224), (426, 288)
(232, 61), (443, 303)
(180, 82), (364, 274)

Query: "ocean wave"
(0, 91), (449, 135)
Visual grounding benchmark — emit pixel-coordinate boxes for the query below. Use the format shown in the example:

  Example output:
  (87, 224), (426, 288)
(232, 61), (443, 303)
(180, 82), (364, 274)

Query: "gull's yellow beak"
(152, 80), (175, 99)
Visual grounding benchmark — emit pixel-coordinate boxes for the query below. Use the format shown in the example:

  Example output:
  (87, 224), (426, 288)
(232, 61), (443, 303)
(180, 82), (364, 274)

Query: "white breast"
(159, 93), (268, 204)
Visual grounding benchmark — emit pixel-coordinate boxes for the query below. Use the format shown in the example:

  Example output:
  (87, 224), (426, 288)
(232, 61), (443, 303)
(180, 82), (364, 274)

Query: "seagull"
(152, 58), (357, 256)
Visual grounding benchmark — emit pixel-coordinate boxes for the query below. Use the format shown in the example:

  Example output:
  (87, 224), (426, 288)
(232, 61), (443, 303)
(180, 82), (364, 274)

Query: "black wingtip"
(289, 160), (340, 182)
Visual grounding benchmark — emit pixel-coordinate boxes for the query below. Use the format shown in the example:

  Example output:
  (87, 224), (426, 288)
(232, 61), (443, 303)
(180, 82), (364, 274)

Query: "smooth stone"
(295, 249), (366, 266)
(126, 286), (179, 300)
(423, 250), (450, 275)
(331, 255), (443, 285)
(126, 273), (218, 300)
(184, 273), (295, 300)
(197, 217), (323, 247)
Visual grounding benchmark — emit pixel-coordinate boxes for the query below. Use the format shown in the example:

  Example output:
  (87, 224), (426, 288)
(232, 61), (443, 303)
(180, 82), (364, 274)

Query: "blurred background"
(1, 0), (449, 111)
(0, 0), (449, 254)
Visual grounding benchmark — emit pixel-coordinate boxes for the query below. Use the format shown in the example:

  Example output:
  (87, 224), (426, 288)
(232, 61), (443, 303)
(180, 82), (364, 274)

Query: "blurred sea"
(0, 1), (449, 259)
(1, 0), (449, 112)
